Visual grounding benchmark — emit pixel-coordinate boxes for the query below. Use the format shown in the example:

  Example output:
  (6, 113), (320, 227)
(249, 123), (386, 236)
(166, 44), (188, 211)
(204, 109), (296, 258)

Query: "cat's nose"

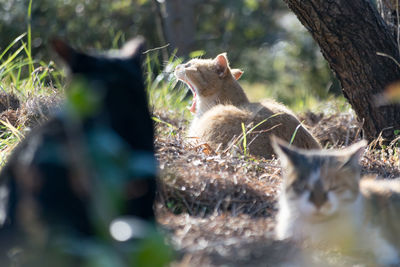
(309, 190), (328, 209)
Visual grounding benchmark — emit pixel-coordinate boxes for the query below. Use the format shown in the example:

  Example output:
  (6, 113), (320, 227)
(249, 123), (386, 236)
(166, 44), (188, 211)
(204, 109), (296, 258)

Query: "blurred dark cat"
(0, 37), (156, 262)
(273, 137), (400, 266)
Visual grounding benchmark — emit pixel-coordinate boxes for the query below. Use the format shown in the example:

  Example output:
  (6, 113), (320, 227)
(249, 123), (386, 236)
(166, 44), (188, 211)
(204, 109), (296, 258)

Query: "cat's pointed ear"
(231, 69), (243, 80)
(121, 36), (145, 64)
(215, 53), (229, 78)
(51, 39), (79, 68)
(341, 140), (367, 170)
(271, 136), (304, 168)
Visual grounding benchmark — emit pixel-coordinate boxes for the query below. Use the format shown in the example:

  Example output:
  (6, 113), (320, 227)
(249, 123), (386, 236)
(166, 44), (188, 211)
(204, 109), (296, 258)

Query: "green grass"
(0, 122), (23, 167)
(289, 120), (304, 145)
(0, 32), (193, 164)
(145, 50), (192, 122)
(0, 2), (64, 163)
(236, 114), (282, 157)
(241, 122), (248, 156)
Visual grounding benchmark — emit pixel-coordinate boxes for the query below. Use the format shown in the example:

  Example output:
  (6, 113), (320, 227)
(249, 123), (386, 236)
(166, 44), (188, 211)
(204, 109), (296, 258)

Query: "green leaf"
(244, 0), (259, 10)
(132, 231), (173, 267)
(67, 77), (103, 118)
(189, 50), (206, 59)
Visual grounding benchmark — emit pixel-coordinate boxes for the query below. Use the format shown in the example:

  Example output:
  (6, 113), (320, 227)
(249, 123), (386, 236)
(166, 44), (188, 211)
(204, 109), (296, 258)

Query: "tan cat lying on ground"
(174, 53), (320, 158)
(273, 137), (400, 266)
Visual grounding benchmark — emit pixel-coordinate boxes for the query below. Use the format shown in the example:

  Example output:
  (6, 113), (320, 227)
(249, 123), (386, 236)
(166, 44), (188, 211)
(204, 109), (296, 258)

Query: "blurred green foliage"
(238, 13), (341, 109)
(0, 0), (341, 110)
(132, 231), (174, 267)
(0, 0), (157, 58)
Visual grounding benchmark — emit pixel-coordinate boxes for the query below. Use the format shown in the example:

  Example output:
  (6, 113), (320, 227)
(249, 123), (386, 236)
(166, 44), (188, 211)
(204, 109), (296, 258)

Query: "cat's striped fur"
(273, 137), (400, 266)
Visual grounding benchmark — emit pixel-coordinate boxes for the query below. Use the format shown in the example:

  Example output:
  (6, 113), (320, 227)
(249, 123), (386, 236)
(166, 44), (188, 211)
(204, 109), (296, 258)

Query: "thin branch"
(376, 51), (400, 68)
(142, 43), (170, 54)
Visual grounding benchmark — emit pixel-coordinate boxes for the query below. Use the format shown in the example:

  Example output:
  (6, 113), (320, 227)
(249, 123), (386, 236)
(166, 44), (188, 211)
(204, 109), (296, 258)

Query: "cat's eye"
(185, 63), (192, 68)
(291, 182), (311, 194)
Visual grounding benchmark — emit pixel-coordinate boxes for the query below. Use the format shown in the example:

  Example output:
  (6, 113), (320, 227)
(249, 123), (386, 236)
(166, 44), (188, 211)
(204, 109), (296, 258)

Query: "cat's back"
(360, 177), (400, 249)
(244, 100), (320, 152)
(189, 100), (320, 157)
(257, 98), (296, 116)
(189, 104), (252, 149)
(361, 176), (400, 198)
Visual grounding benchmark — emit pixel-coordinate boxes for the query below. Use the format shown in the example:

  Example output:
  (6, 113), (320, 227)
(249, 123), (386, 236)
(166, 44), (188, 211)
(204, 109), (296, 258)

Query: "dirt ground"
(154, 109), (400, 267)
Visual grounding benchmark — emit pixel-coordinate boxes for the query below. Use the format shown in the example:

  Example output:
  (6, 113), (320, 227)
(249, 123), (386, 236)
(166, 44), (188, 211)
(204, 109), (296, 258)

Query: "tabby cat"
(174, 53), (320, 158)
(273, 137), (400, 266)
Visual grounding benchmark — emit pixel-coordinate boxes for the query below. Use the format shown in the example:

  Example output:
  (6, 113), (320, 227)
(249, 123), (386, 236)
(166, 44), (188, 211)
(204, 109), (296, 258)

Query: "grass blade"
(241, 122), (247, 156)
(27, 0), (34, 75)
(0, 33), (27, 60)
(152, 116), (176, 130)
(289, 120), (305, 145)
(0, 46), (25, 70)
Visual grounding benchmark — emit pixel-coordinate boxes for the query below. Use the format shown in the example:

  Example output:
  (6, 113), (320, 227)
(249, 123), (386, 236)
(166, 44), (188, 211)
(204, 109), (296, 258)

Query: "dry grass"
(154, 108), (400, 266)
(0, 91), (62, 132)
(0, 91), (63, 165)
(300, 111), (363, 147)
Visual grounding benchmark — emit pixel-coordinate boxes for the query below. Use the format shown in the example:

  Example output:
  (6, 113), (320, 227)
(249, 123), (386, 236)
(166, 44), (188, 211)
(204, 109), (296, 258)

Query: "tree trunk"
(377, 0), (399, 38)
(159, 0), (196, 57)
(152, 0), (170, 62)
(283, 0), (400, 141)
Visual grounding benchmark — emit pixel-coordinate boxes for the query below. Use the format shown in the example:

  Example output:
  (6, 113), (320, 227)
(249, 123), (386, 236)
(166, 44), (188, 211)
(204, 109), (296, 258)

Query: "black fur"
(0, 37), (156, 260)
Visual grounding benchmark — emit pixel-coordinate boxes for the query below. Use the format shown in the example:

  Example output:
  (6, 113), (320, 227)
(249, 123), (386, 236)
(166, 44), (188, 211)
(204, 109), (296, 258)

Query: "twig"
(142, 43), (170, 54)
(176, 191), (194, 215)
(376, 52), (400, 68)
(250, 203), (272, 216)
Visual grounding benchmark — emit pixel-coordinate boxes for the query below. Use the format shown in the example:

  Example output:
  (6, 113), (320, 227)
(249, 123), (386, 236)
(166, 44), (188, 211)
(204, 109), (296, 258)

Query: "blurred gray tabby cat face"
(273, 138), (400, 266)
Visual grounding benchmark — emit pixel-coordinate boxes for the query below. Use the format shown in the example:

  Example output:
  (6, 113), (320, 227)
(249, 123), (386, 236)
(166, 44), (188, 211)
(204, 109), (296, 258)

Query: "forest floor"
(153, 107), (400, 267)
(0, 90), (399, 266)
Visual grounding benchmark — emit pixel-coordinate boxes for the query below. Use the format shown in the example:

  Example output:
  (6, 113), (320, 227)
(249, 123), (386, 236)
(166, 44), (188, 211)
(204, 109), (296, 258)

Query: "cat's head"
(52, 37), (145, 91)
(52, 37), (154, 151)
(272, 137), (367, 222)
(174, 53), (243, 112)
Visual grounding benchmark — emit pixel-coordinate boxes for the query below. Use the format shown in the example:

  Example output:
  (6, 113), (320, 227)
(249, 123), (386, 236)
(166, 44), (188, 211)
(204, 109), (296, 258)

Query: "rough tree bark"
(157, 0), (196, 57)
(283, 0), (400, 141)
